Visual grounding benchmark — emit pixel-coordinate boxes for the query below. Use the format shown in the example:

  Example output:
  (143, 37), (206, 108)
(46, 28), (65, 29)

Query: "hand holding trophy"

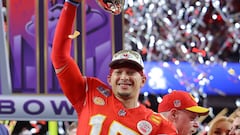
(96, 0), (125, 15)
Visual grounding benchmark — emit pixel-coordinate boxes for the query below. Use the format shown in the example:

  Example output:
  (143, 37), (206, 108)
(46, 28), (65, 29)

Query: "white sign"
(0, 95), (77, 121)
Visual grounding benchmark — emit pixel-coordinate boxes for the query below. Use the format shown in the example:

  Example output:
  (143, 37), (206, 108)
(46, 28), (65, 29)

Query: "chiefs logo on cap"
(173, 100), (181, 108)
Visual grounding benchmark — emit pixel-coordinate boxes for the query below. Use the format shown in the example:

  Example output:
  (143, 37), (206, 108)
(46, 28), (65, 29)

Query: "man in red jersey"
(51, 0), (177, 134)
(158, 90), (209, 135)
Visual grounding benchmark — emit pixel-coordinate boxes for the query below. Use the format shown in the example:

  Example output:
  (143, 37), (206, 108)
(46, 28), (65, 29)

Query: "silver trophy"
(96, 0), (124, 15)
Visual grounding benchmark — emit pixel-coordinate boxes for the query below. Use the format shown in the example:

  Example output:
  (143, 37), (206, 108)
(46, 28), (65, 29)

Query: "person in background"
(229, 116), (240, 135)
(51, 0), (177, 134)
(66, 122), (78, 135)
(18, 128), (32, 135)
(0, 124), (9, 135)
(207, 116), (232, 135)
(158, 90), (209, 135)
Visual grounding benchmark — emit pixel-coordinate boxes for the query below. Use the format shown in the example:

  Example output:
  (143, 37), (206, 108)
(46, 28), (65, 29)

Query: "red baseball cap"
(158, 90), (209, 115)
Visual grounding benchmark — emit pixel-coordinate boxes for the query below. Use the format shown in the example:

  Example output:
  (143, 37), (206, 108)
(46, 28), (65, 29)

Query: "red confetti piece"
(192, 48), (206, 57)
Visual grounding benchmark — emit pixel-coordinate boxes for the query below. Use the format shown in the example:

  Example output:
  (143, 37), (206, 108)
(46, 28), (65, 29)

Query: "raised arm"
(51, 0), (86, 108)
(51, 0), (80, 72)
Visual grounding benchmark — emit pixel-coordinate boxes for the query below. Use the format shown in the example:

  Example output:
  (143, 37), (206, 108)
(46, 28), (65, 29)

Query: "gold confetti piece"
(228, 68), (235, 75)
(68, 30), (80, 39)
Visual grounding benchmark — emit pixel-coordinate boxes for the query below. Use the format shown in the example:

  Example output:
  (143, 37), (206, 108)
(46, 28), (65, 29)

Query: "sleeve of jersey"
(51, 2), (86, 107)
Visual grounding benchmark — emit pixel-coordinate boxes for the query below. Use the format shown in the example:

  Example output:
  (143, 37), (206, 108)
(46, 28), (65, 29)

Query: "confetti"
(124, 1), (240, 63)
(68, 30), (80, 39)
(192, 48), (206, 57)
(228, 68), (235, 75)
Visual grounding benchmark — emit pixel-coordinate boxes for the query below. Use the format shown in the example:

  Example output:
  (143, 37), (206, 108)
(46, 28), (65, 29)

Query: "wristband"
(66, 0), (80, 7)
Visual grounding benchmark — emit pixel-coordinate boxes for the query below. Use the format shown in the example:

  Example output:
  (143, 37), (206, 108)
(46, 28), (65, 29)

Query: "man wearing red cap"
(158, 90), (209, 135)
(51, 0), (177, 134)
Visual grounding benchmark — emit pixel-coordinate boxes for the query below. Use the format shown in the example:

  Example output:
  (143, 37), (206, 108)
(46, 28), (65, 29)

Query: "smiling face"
(108, 67), (146, 102)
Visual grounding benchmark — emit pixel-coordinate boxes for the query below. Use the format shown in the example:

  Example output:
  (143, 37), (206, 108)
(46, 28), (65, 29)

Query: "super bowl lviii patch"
(97, 86), (110, 97)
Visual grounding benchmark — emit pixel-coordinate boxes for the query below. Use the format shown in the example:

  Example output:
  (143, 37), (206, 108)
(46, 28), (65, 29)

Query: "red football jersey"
(52, 2), (178, 135)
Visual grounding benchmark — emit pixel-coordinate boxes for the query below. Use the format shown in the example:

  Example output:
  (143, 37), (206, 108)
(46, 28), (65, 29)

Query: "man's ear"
(140, 75), (147, 87)
(169, 108), (179, 120)
(107, 75), (111, 85)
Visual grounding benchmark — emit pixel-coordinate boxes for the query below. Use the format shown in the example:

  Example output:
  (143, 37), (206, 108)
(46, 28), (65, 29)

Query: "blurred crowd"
(0, 121), (77, 135)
